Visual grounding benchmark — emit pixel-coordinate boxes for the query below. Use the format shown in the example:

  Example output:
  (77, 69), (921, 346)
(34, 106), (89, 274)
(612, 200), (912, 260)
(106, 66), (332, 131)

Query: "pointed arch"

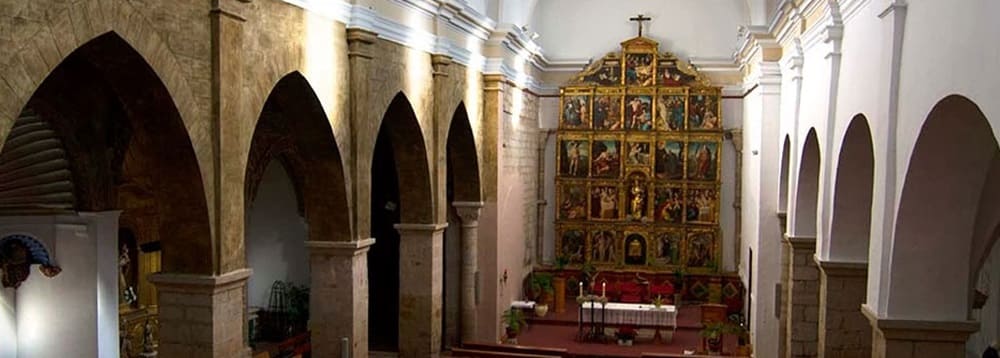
(376, 92), (434, 224)
(891, 95), (998, 320)
(779, 135), (791, 215)
(792, 129), (821, 237)
(245, 71), (352, 241)
(446, 102), (482, 203)
(827, 115), (874, 262)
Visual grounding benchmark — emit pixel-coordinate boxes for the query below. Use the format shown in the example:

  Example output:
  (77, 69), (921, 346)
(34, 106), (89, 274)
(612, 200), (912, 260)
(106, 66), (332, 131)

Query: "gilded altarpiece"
(556, 36), (722, 274)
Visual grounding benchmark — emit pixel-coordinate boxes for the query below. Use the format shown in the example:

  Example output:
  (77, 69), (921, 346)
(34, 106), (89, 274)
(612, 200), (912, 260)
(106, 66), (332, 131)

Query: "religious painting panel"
(588, 228), (620, 266)
(624, 170), (651, 222)
(654, 135), (685, 181)
(688, 89), (721, 131)
(556, 180), (589, 221)
(652, 228), (683, 267)
(656, 88), (687, 132)
(686, 184), (719, 225)
(624, 52), (656, 87)
(560, 88), (592, 129)
(623, 230), (649, 266)
(686, 136), (721, 182)
(685, 228), (717, 271)
(581, 57), (622, 86)
(557, 226), (587, 266)
(624, 134), (653, 167)
(589, 181), (621, 221)
(590, 134), (623, 178)
(656, 57), (698, 86)
(624, 88), (655, 131)
(557, 134), (590, 178)
(653, 184), (684, 225)
(593, 88), (623, 131)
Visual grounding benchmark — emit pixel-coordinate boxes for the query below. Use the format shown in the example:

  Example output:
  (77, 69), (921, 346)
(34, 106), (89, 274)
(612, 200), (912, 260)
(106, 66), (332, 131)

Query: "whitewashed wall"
(246, 161), (310, 309)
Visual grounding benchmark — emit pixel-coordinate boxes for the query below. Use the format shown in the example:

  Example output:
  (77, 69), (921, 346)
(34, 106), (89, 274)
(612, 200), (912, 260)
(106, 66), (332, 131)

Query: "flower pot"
(553, 276), (567, 313)
(706, 336), (723, 354)
(534, 304), (549, 317)
(505, 327), (518, 339)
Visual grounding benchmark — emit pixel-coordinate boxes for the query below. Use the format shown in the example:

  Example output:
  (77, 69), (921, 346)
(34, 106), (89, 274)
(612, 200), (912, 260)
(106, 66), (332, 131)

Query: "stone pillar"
(783, 235), (819, 358)
(395, 223), (448, 357)
(816, 259), (870, 358)
(862, 306), (978, 358)
(307, 239), (374, 358)
(149, 269), (252, 358)
(453, 201), (483, 343)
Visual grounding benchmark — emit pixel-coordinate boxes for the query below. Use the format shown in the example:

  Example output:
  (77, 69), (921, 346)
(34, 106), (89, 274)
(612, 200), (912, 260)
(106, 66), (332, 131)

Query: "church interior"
(0, 0), (998, 357)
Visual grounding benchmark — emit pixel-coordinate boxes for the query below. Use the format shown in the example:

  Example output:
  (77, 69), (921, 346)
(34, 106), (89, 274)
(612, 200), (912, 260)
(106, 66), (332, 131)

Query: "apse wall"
(246, 161), (310, 309)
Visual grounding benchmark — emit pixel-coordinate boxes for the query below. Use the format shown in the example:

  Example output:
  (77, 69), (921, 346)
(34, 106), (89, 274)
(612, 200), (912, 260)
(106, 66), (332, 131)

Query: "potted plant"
(652, 295), (666, 309)
(700, 321), (734, 355)
(615, 325), (637, 346)
(530, 273), (554, 317)
(502, 308), (527, 341)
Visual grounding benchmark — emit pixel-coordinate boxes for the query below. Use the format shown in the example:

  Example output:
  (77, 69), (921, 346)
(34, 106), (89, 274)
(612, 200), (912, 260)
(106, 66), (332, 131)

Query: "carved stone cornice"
(862, 304), (978, 342)
(783, 233), (817, 250)
(813, 256), (866, 277)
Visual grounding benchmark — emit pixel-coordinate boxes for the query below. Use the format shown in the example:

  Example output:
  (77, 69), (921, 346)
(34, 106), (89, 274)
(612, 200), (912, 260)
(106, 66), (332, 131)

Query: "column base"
(816, 258), (870, 358)
(862, 305), (978, 358)
(307, 238), (375, 358)
(149, 269), (252, 358)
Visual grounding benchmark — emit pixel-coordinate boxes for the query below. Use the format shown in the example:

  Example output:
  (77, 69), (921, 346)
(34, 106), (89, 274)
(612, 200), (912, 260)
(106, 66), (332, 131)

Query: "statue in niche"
(119, 244), (138, 306)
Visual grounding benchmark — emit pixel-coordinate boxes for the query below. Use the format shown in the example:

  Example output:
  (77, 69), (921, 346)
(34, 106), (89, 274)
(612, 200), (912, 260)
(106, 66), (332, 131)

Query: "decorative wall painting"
(593, 90), (623, 130)
(589, 229), (619, 265)
(561, 93), (591, 129)
(591, 137), (622, 178)
(656, 94), (686, 131)
(557, 181), (589, 221)
(625, 53), (655, 86)
(625, 140), (652, 166)
(654, 185), (684, 224)
(689, 92), (721, 131)
(654, 138), (684, 180)
(686, 186), (719, 225)
(558, 136), (590, 178)
(589, 183), (620, 221)
(624, 94), (654, 131)
(558, 228), (587, 265)
(653, 229), (683, 265)
(685, 229), (716, 269)
(686, 140), (719, 181)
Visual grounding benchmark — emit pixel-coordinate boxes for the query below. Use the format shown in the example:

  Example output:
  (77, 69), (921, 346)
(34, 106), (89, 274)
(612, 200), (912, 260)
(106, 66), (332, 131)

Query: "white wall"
(530, 0), (749, 61)
(539, 96), (559, 264)
(0, 285), (15, 358)
(246, 161), (310, 309)
(0, 212), (119, 358)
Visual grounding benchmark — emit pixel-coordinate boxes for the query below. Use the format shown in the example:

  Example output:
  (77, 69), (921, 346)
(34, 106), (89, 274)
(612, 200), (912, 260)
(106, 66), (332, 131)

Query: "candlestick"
(579, 282), (583, 297)
(602, 282), (606, 297)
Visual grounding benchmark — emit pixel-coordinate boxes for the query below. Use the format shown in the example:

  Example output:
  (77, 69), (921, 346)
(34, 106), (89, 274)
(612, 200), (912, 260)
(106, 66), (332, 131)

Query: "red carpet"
(516, 303), (740, 357)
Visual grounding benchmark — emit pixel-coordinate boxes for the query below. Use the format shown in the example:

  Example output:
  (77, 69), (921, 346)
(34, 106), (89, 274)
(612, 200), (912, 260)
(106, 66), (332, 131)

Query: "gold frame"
(685, 183), (720, 225)
(556, 133), (591, 178)
(653, 183), (685, 226)
(624, 88), (656, 132)
(560, 87), (594, 130)
(654, 134), (686, 182)
(588, 180), (623, 221)
(622, 228), (650, 266)
(684, 228), (719, 272)
(587, 226), (621, 267)
(556, 179), (589, 222)
(685, 134), (723, 182)
(590, 133), (624, 179)
(651, 228), (684, 268)
(656, 87), (688, 132)
(593, 88), (625, 131)
(688, 88), (722, 132)
(557, 225), (588, 267)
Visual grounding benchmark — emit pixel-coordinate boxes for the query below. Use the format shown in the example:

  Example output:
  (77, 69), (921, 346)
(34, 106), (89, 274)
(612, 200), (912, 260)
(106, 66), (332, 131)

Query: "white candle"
(602, 282), (606, 297)
(579, 282), (583, 297)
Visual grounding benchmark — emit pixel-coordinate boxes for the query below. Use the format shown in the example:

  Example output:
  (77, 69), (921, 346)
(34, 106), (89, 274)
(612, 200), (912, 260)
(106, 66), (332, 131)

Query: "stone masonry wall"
(785, 238), (819, 358)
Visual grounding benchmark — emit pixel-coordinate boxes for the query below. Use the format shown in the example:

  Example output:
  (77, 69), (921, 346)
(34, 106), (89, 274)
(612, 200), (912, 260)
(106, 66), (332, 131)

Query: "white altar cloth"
(580, 302), (677, 330)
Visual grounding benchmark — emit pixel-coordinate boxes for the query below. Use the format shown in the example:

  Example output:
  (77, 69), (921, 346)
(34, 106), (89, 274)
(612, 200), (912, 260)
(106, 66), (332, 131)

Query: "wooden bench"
(450, 347), (560, 358)
(460, 342), (568, 357)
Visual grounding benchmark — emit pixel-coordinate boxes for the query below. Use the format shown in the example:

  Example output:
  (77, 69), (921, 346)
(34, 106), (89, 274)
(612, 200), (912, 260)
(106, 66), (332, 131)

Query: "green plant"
(285, 282), (310, 333)
(529, 272), (554, 302)
(554, 255), (569, 271)
(700, 321), (737, 339)
(502, 308), (527, 334)
(652, 295), (665, 308)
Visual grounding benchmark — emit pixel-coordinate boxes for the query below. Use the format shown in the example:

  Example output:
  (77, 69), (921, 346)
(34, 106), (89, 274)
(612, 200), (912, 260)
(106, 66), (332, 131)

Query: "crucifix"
(629, 14), (651, 37)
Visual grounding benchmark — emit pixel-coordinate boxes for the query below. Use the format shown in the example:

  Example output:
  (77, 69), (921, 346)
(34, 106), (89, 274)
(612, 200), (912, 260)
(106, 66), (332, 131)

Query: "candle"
(602, 282), (606, 297)
(579, 282), (583, 297)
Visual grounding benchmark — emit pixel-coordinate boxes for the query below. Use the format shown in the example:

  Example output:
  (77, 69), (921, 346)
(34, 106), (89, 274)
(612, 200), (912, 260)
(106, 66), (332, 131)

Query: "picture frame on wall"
(686, 136), (721, 182)
(593, 88), (624, 131)
(557, 133), (590, 178)
(560, 88), (593, 130)
(590, 134), (623, 178)
(656, 88), (686, 132)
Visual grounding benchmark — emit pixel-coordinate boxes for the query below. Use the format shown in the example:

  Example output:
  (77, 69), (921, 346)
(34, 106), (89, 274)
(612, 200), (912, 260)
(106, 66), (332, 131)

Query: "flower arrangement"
(615, 325), (637, 346)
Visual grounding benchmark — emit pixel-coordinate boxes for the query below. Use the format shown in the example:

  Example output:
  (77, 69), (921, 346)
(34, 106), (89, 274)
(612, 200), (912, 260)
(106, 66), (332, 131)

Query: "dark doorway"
(369, 127), (402, 352)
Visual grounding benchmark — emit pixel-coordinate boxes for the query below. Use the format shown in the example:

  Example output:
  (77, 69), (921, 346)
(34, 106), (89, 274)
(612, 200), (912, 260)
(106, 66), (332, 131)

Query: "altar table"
(580, 302), (677, 331)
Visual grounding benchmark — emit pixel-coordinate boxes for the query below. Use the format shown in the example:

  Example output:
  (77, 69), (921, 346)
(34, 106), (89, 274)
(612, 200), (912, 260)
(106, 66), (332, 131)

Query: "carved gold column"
(453, 201), (482, 343)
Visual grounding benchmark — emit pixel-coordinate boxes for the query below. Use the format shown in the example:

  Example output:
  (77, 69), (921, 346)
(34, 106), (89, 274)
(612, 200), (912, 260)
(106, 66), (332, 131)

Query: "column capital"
(862, 304), (978, 342)
(148, 268), (251, 294)
(346, 28), (378, 59)
(782, 233), (816, 250)
(306, 238), (375, 256)
(453, 201), (483, 226)
(813, 256), (867, 277)
(432, 54), (452, 77)
(394, 222), (448, 234)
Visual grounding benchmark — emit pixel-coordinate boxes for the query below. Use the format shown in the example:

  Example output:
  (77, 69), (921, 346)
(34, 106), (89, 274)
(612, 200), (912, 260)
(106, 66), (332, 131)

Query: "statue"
(630, 180), (645, 219)
(119, 244), (137, 306)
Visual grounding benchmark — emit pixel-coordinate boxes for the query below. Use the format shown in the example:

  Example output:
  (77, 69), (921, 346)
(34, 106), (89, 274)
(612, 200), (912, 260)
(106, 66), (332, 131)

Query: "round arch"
(792, 129), (821, 237)
(827, 115), (874, 262)
(890, 95), (998, 320)
(779, 135), (791, 215)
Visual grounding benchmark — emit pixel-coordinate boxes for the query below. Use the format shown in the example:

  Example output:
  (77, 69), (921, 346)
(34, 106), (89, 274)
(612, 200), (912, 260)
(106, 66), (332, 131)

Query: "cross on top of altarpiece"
(629, 14), (651, 37)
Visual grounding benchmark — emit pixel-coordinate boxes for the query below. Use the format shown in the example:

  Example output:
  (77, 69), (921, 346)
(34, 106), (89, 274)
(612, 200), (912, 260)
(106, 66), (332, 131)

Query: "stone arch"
(827, 115), (874, 262)
(13, 32), (212, 274)
(779, 135), (791, 215)
(447, 102), (482, 203)
(792, 129), (821, 237)
(245, 71), (352, 241)
(890, 95), (998, 321)
(376, 92), (434, 224)
(0, 2), (204, 176)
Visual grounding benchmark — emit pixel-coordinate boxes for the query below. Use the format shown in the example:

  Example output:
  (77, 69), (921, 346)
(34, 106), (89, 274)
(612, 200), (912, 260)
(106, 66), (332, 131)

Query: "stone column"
(862, 306), (978, 358)
(149, 269), (252, 358)
(395, 223), (448, 357)
(783, 235), (819, 358)
(816, 259), (870, 357)
(453, 201), (483, 343)
(307, 239), (374, 358)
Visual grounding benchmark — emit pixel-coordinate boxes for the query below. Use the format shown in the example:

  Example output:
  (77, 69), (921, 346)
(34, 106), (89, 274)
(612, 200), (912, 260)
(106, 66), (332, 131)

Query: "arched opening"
(0, 32), (211, 357)
(792, 129), (820, 237)
(827, 116), (874, 262)
(244, 72), (350, 352)
(444, 103), (482, 348)
(779, 135), (791, 217)
(368, 93), (434, 353)
(890, 95), (999, 322)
